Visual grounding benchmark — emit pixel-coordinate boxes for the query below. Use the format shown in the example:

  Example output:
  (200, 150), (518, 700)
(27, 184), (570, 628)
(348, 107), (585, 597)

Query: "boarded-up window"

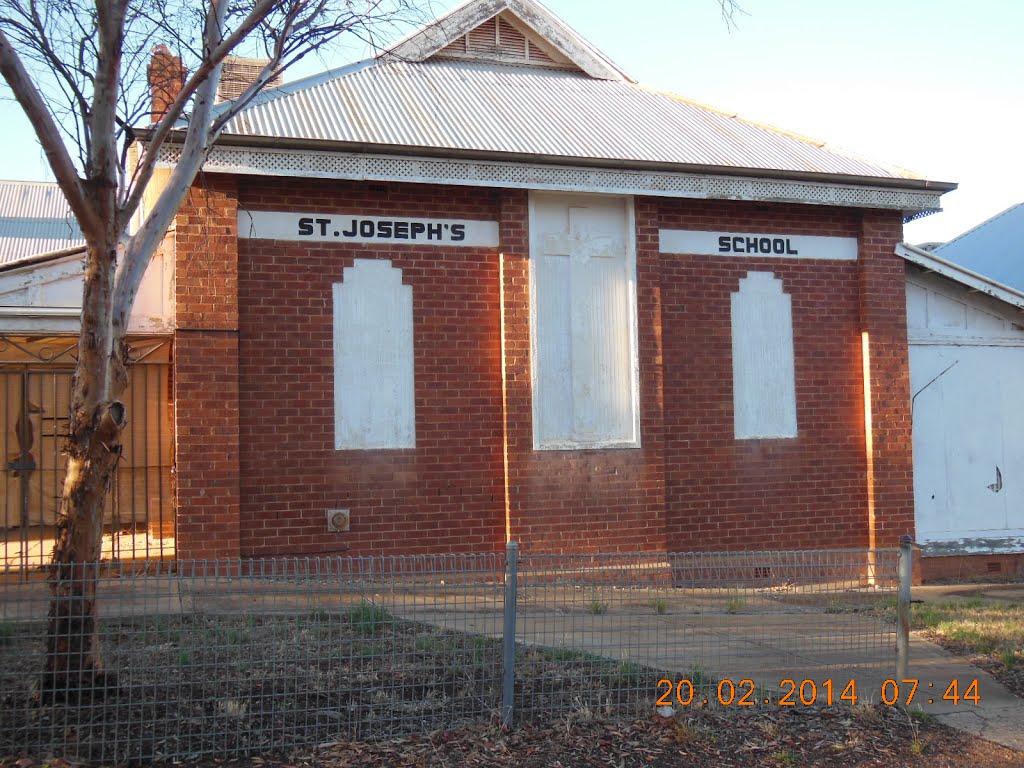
(333, 259), (415, 449)
(731, 272), (797, 439)
(530, 193), (639, 449)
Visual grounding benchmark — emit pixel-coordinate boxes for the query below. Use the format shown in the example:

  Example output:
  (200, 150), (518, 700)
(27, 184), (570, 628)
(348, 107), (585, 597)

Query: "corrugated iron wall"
(0, 343), (174, 573)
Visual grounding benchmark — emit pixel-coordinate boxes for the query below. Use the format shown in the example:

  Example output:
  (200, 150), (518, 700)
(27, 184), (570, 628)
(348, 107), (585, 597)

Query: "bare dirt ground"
(6, 699), (1021, 768)
(95, 707), (1024, 767)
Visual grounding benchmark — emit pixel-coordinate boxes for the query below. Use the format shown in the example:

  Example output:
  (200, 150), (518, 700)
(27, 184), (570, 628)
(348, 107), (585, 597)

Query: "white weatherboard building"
(900, 243), (1024, 578)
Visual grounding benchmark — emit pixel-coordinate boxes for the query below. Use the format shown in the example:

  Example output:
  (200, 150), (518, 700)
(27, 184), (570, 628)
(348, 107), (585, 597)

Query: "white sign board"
(238, 210), (499, 247)
(659, 230), (858, 261)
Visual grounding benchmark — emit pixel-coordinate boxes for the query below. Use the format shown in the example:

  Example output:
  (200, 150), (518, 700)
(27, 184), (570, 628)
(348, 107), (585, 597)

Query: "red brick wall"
(859, 211), (916, 548)
(500, 193), (667, 554)
(171, 176), (914, 559)
(235, 179), (506, 556)
(921, 553), (1024, 583)
(658, 200), (873, 551)
(173, 177), (242, 560)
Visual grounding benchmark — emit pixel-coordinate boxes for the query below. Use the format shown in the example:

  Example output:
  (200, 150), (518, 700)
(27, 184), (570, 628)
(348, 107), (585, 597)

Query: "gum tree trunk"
(42, 237), (129, 699)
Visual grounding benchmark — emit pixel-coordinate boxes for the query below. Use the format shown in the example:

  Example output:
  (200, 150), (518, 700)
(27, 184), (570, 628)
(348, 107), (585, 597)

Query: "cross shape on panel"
(542, 206), (622, 263)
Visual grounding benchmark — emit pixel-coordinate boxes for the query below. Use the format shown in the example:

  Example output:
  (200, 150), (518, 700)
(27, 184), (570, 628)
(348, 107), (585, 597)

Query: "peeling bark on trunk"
(42, 238), (128, 700)
(43, 402), (126, 699)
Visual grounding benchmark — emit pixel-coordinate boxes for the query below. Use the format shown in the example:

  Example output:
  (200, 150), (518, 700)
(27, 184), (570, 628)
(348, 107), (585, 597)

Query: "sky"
(1, 0), (1021, 245)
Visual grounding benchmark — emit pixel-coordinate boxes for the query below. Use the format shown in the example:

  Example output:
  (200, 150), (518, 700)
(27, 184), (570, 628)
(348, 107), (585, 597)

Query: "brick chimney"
(148, 44), (186, 124)
(216, 56), (283, 104)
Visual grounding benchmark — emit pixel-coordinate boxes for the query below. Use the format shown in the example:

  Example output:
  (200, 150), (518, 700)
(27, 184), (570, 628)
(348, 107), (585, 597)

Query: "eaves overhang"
(0, 245), (87, 274)
(142, 130), (955, 217)
(897, 242), (1024, 311)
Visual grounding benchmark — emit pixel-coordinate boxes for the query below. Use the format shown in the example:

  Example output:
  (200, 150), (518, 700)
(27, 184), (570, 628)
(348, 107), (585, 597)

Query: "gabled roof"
(382, 0), (631, 81)
(190, 0), (955, 212)
(932, 203), (1024, 292)
(0, 180), (85, 265)
(220, 58), (929, 183)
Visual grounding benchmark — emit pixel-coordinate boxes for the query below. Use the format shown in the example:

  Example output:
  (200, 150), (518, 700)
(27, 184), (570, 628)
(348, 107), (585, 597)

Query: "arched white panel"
(529, 193), (639, 449)
(333, 259), (415, 449)
(731, 272), (797, 439)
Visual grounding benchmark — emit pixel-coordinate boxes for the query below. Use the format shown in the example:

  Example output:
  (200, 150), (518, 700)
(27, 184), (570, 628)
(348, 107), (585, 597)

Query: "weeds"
(669, 720), (703, 744)
(1000, 647), (1018, 671)
(906, 709), (930, 755)
(589, 600), (609, 616)
(906, 599), (1024, 661)
(611, 661), (641, 686)
(544, 647), (605, 664)
(909, 709), (936, 725)
(687, 663), (711, 690)
(773, 748), (797, 766)
(851, 702), (883, 727)
(345, 600), (391, 636)
(725, 597), (745, 614)
(651, 597), (669, 615)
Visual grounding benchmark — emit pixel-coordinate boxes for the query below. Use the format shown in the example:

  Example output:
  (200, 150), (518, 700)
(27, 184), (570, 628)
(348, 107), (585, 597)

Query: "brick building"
(153, 0), (955, 561)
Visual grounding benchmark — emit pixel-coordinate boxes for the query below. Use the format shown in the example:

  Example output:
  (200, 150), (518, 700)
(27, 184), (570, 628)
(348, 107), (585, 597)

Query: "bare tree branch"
(118, 0), (279, 224)
(114, 0), (230, 319)
(718, 0), (748, 30)
(0, 27), (98, 235)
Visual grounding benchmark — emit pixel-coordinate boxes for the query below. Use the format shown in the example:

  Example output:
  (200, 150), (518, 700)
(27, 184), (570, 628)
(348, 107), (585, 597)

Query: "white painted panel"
(659, 230), (857, 260)
(1000, 346), (1024, 532)
(943, 348), (1005, 532)
(905, 282), (927, 331)
(966, 306), (1007, 333)
(911, 344), (1024, 542)
(911, 345), (956, 537)
(0, 249), (173, 334)
(731, 272), (797, 439)
(333, 260), (415, 449)
(906, 272), (1024, 344)
(530, 193), (639, 449)
(239, 210), (498, 247)
(927, 292), (967, 330)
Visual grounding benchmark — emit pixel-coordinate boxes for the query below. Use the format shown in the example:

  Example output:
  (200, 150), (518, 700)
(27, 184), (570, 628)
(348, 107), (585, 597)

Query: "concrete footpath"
(908, 583), (1024, 750)
(903, 634), (1022, 750)
(408, 583), (1024, 752)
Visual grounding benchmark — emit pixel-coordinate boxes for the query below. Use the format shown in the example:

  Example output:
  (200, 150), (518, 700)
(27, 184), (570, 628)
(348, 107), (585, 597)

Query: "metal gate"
(0, 336), (174, 573)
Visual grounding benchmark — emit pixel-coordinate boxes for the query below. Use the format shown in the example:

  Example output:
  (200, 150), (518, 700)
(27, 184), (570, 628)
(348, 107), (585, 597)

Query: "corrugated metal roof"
(933, 203), (1024, 292)
(224, 59), (919, 181)
(0, 181), (84, 265)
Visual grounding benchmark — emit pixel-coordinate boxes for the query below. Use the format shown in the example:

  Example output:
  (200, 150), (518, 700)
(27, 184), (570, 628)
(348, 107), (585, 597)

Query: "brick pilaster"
(173, 176), (242, 561)
(859, 210), (915, 548)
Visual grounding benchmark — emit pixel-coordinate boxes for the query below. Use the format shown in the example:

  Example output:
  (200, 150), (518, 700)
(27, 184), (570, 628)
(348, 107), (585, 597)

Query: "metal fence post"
(896, 534), (913, 680)
(501, 541), (519, 729)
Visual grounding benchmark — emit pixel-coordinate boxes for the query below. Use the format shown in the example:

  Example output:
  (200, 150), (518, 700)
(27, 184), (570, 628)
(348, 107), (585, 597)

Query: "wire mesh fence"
(0, 547), (903, 764)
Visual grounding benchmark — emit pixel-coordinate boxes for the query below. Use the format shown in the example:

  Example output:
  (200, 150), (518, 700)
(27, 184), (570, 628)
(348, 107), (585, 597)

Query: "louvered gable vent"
(434, 11), (576, 69)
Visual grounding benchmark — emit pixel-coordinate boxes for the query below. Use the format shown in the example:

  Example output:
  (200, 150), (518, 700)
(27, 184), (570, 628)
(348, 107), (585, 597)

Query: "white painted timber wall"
(908, 269), (1024, 555)
(333, 259), (415, 449)
(0, 249), (174, 334)
(529, 192), (639, 449)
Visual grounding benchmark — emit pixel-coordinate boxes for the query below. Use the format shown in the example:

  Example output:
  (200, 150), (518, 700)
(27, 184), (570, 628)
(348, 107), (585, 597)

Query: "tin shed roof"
(0, 180), (85, 265)
(933, 203), (1024, 292)
(185, 0), (954, 207)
